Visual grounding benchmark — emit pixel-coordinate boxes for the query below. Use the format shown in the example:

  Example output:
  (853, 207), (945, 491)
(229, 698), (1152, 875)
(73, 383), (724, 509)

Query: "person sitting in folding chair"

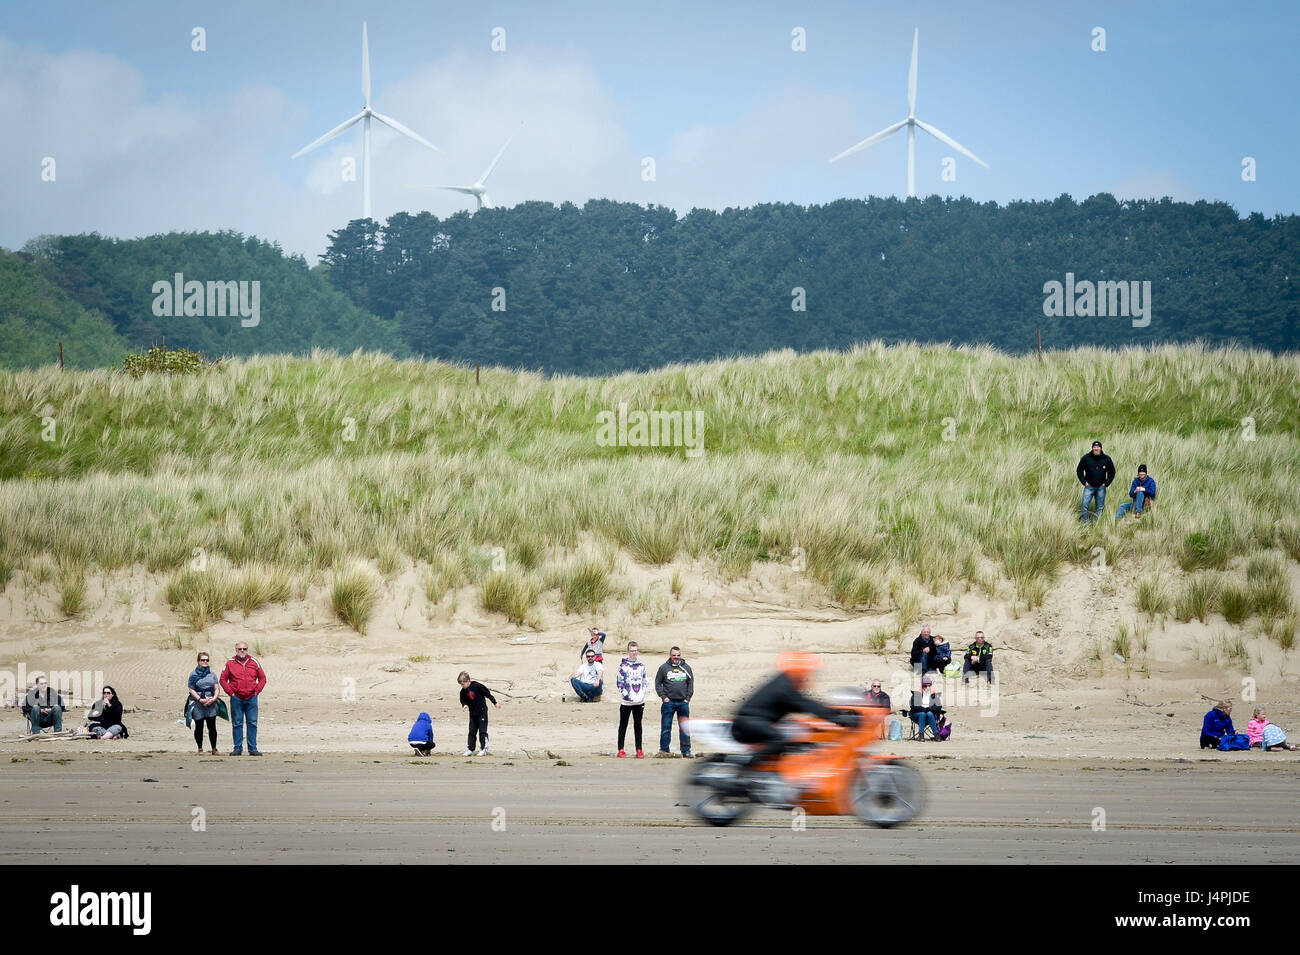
(909, 676), (945, 741)
(24, 677), (65, 734)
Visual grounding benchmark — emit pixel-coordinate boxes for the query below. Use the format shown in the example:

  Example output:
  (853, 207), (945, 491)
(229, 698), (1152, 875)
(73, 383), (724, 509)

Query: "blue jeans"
(230, 694), (259, 752)
(1115, 490), (1147, 519)
(31, 707), (63, 732)
(1080, 485), (1106, 522)
(660, 699), (691, 754)
(570, 678), (602, 702)
(912, 711), (938, 738)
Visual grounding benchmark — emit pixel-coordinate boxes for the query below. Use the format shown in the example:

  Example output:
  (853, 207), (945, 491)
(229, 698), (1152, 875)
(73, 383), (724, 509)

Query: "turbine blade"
(480, 193), (493, 209)
(417, 185), (477, 195)
(371, 111), (441, 151)
(829, 120), (907, 163)
(479, 136), (513, 184)
(908, 28), (919, 115)
(291, 112), (365, 158)
(913, 118), (989, 167)
(362, 22), (371, 108)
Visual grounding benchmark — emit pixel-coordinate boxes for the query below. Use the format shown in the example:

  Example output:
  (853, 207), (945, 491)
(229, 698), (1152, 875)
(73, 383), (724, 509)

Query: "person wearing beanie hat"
(1116, 463), (1157, 520)
(909, 675), (945, 741)
(1076, 440), (1116, 523)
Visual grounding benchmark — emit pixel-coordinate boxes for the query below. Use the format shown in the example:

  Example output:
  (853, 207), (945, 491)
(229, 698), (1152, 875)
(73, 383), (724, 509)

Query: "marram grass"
(1, 343), (1297, 625)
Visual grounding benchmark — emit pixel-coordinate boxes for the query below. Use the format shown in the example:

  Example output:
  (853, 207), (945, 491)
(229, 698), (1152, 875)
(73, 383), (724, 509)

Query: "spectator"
(581, 626), (607, 663)
(616, 641), (648, 758)
(655, 646), (694, 758)
(930, 634), (952, 673)
(1077, 440), (1116, 523)
(962, 631), (995, 684)
(569, 649), (604, 702)
(187, 651), (222, 755)
(1200, 700), (1236, 749)
(219, 642), (266, 756)
(458, 672), (498, 755)
(24, 676), (64, 734)
(864, 679), (891, 709)
(1248, 706), (1298, 752)
(1115, 465), (1157, 521)
(408, 711), (436, 756)
(909, 626), (935, 674)
(909, 676), (944, 741)
(76, 686), (127, 739)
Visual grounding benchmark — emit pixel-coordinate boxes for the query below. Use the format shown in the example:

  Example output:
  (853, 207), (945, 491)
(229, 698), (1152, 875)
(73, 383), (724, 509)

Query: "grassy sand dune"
(0, 342), (1297, 648)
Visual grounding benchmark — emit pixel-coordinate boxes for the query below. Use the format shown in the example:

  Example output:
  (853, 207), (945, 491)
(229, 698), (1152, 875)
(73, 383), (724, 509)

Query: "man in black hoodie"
(1077, 440), (1116, 523)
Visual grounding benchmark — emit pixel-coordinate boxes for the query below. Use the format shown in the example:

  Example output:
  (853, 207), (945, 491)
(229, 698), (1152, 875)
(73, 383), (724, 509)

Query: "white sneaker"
(462, 749), (474, 756)
(475, 749), (486, 756)
(481, 746), (491, 755)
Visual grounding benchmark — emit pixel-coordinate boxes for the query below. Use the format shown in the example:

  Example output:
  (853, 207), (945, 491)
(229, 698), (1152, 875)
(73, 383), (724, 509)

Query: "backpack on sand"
(1217, 733), (1250, 751)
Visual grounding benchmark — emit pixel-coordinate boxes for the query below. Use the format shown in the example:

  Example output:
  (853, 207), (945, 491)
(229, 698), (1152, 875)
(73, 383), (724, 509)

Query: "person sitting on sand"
(1115, 464), (1156, 521)
(570, 649), (604, 702)
(909, 626), (935, 675)
(930, 634), (952, 673)
(1247, 707), (1298, 752)
(1200, 700), (1235, 749)
(75, 686), (128, 739)
(864, 679), (891, 709)
(408, 711), (436, 756)
(962, 631), (995, 684)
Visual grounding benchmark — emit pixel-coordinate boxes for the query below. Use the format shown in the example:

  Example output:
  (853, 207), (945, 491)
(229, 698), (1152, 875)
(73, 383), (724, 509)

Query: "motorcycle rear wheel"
(851, 761), (925, 828)
(684, 756), (755, 827)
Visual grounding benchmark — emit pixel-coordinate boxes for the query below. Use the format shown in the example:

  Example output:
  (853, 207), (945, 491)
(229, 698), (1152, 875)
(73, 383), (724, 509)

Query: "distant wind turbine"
(291, 22), (440, 220)
(422, 136), (513, 211)
(830, 28), (988, 198)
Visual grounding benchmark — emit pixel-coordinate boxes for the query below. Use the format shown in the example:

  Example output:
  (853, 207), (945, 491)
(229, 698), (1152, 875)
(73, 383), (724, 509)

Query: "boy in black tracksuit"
(457, 671), (498, 755)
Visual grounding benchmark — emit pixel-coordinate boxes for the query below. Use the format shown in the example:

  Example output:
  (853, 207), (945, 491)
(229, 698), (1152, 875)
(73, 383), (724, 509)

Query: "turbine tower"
(422, 136), (513, 211)
(292, 22), (440, 219)
(830, 28), (988, 198)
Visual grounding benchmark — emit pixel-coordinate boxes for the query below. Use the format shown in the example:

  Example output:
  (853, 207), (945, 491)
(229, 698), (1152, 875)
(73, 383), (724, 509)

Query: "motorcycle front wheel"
(851, 761), (925, 828)
(683, 755), (755, 827)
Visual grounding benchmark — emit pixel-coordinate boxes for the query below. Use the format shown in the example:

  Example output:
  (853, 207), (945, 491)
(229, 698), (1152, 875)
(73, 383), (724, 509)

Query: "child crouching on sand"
(408, 711), (436, 756)
(458, 671), (498, 756)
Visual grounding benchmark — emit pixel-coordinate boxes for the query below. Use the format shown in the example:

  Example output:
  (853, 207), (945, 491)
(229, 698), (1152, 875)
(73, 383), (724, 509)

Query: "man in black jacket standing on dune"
(1077, 440), (1116, 523)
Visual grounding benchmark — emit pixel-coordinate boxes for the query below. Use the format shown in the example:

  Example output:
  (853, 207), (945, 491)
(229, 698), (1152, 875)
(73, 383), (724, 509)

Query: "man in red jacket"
(219, 642), (267, 755)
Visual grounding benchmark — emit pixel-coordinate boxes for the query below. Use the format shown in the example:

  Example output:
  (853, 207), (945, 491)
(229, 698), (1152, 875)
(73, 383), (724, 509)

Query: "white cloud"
(0, 34), (898, 263)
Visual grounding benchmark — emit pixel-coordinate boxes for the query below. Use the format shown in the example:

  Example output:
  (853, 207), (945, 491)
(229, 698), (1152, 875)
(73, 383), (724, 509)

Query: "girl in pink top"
(1249, 707), (1297, 751)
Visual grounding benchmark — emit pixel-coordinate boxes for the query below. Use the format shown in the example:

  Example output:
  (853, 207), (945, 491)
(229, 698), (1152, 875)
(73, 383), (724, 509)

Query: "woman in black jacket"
(85, 686), (128, 739)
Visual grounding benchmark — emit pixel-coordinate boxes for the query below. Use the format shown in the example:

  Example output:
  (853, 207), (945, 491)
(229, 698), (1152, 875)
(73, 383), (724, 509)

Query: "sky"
(1, 0), (1296, 261)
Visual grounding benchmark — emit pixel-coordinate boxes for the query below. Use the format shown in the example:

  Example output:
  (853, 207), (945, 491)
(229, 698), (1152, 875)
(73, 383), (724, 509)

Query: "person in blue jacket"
(1116, 464), (1157, 520)
(408, 711), (436, 756)
(1200, 700), (1235, 749)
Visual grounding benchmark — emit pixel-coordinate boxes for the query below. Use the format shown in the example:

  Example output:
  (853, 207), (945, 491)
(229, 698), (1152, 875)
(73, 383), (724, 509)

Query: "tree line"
(3, 194), (1295, 371)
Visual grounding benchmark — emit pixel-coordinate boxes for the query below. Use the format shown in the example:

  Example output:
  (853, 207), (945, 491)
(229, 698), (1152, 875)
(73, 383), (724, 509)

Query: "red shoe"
(635, 749), (645, 759)
(617, 750), (626, 758)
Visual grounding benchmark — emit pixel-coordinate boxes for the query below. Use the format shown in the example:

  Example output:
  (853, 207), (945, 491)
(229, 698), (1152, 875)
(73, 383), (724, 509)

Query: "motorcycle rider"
(731, 652), (860, 764)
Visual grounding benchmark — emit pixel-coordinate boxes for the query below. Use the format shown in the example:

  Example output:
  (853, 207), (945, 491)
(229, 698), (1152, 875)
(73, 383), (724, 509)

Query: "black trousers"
(618, 704), (644, 750)
(467, 712), (489, 751)
(193, 716), (217, 748)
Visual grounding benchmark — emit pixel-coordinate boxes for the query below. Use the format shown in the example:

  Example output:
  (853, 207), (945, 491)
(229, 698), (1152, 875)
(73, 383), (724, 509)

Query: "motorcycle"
(681, 695), (925, 827)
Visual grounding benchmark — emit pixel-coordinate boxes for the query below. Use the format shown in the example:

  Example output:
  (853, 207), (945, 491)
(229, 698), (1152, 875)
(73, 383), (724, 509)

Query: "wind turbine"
(291, 22), (440, 220)
(423, 136), (513, 211)
(830, 28), (988, 198)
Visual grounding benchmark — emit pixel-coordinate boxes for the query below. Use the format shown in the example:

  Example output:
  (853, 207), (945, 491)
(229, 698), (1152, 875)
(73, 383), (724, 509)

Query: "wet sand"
(3, 754), (1297, 864)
